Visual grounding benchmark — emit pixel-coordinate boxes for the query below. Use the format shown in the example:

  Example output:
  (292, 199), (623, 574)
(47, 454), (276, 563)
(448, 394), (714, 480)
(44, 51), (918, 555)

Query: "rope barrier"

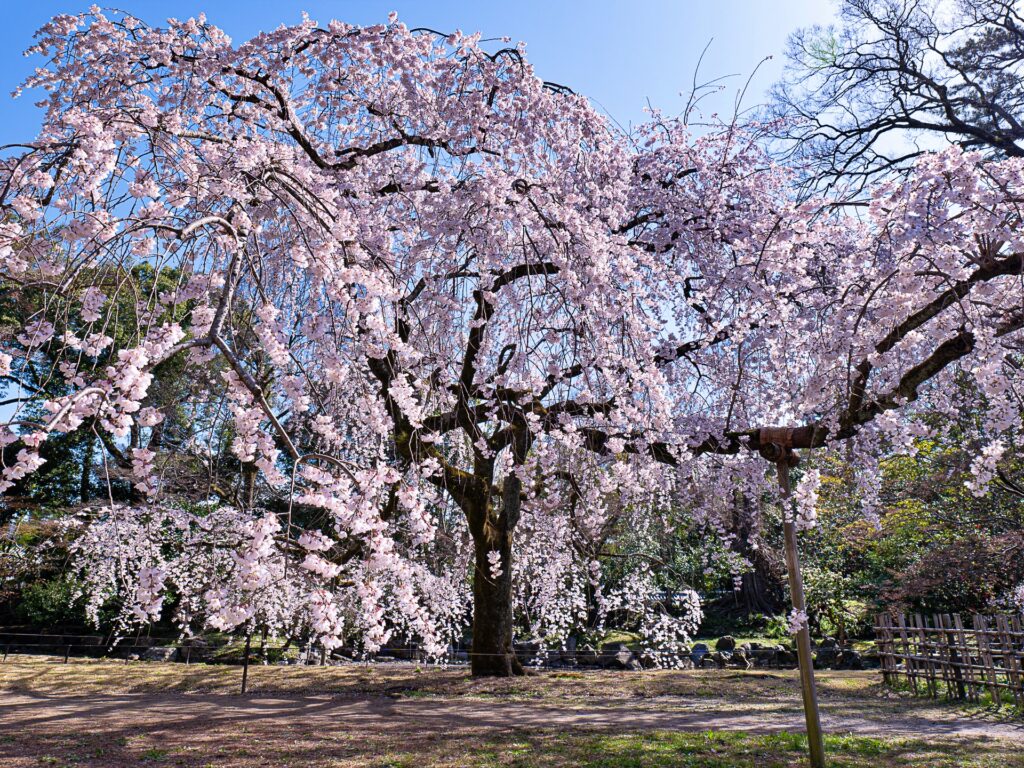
(0, 631), (773, 658)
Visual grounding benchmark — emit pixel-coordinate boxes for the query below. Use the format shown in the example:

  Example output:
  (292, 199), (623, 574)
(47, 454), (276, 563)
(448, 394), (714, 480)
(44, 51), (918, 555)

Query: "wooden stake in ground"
(240, 633), (252, 695)
(759, 428), (826, 768)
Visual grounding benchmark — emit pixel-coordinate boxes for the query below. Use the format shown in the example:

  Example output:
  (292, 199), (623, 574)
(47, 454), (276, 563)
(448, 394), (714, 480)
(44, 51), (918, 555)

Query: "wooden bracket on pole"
(757, 427), (827, 768)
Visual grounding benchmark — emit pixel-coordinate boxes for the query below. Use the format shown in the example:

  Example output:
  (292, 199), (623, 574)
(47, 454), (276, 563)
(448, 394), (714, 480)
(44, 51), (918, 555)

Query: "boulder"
(730, 649), (753, 669)
(514, 641), (541, 665)
(599, 642), (636, 670)
(815, 643), (839, 669)
(576, 645), (599, 667)
(179, 639), (213, 663)
(774, 644), (797, 667)
(142, 646), (178, 662)
(559, 636), (578, 664)
(689, 642), (709, 666)
(715, 635), (736, 652)
(836, 649), (863, 670)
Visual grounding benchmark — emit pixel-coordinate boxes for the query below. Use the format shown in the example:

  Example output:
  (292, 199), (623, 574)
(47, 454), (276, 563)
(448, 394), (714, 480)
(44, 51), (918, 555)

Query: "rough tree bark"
(469, 465), (525, 676)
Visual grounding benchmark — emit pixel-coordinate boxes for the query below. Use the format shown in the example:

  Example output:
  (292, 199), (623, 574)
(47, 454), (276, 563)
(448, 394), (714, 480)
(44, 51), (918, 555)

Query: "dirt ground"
(1, 656), (1021, 767)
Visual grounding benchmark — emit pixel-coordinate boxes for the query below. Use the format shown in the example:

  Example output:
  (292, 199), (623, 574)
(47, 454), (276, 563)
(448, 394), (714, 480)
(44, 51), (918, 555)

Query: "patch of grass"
(536, 730), (1020, 768)
(399, 689), (436, 698)
(597, 630), (643, 649)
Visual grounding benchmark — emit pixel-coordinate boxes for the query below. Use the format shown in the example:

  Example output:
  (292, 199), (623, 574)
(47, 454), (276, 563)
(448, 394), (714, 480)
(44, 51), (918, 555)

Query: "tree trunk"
(469, 468), (524, 677)
(470, 533), (522, 676)
(733, 489), (785, 616)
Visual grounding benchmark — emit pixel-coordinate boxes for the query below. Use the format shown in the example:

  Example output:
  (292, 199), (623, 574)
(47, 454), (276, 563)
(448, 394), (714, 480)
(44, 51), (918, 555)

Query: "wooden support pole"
(240, 633), (252, 695)
(777, 463), (826, 768)
(760, 427), (826, 768)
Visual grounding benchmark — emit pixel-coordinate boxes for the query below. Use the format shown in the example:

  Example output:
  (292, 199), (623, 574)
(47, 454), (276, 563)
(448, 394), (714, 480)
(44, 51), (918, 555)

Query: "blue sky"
(0, 1), (838, 143)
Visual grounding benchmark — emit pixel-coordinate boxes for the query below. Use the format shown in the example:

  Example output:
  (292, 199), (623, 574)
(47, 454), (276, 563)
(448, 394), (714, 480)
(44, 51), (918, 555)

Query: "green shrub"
(17, 577), (86, 626)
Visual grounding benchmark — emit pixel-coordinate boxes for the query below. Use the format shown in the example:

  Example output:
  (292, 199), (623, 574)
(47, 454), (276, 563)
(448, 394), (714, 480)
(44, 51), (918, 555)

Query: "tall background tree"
(771, 0), (1024, 197)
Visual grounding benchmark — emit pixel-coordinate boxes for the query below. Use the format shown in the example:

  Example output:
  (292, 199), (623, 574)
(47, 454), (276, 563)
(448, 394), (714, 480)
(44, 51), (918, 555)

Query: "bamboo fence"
(875, 613), (1024, 708)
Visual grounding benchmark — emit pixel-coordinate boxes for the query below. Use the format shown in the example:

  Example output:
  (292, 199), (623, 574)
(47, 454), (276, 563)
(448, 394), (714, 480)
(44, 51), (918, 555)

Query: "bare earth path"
(1, 657), (1022, 766)
(3, 688), (1023, 741)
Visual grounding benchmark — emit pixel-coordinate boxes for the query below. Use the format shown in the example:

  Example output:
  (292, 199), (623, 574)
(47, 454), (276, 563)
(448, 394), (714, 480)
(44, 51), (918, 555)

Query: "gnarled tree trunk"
(469, 467), (524, 676)
(470, 531), (522, 676)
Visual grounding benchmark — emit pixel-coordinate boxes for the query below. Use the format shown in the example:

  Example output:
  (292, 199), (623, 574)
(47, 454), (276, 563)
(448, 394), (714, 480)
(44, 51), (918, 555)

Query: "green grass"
(597, 630), (644, 648)
(400, 730), (1023, 767)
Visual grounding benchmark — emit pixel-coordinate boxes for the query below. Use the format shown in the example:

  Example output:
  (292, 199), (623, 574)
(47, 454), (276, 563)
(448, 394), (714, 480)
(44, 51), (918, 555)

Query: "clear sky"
(0, 0), (839, 143)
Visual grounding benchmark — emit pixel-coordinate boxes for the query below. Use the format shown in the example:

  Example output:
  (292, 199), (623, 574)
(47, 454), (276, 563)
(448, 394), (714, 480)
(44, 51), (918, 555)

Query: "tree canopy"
(1, 8), (1022, 675)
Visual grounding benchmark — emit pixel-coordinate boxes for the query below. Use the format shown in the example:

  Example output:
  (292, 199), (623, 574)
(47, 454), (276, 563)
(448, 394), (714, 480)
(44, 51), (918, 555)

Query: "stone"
(689, 642), (709, 666)
(815, 643), (839, 669)
(730, 649), (753, 669)
(179, 639), (213, 663)
(715, 635), (736, 652)
(559, 636), (578, 663)
(142, 646), (178, 662)
(514, 641), (541, 665)
(576, 645), (599, 666)
(837, 649), (863, 670)
(774, 644), (797, 667)
(598, 642), (635, 670)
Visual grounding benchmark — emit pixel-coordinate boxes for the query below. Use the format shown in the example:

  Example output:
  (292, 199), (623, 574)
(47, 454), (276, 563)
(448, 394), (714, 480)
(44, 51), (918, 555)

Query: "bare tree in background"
(771, 0), (1024, 197)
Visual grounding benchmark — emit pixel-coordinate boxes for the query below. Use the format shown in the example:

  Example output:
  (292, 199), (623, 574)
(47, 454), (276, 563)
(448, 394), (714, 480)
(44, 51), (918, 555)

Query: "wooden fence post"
(896, 614), (918, 694)
(996, 615), (1021, 709)
(974, 615), (1000, 705)
(875, 614), (893, 684)
(914, 614), (937, 698)
(933, 614), (952, 698)
(940, 614), (966, 700)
